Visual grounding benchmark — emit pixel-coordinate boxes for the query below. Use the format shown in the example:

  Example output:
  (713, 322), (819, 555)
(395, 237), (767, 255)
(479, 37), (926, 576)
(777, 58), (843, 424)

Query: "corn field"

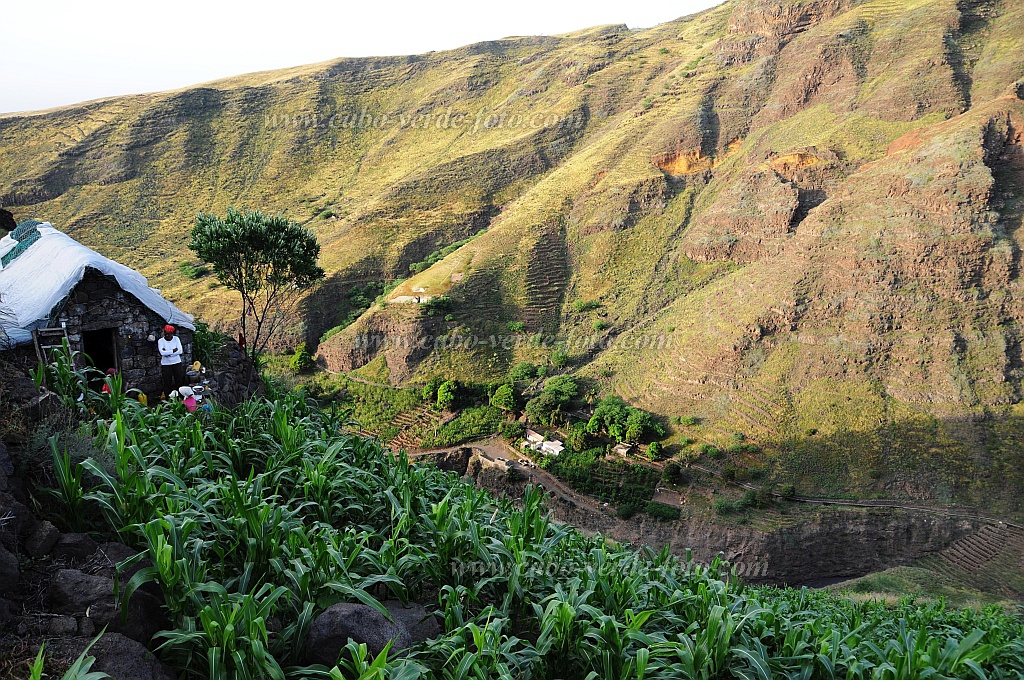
(42, 379), (1024, 679)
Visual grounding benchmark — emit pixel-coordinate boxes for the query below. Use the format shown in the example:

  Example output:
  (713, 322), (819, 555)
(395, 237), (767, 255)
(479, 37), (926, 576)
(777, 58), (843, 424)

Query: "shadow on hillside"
(762, 411), (1024, 516)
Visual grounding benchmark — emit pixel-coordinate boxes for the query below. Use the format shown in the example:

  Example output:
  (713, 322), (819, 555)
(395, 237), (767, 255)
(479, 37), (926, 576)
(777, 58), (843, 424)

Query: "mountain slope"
(3, 0), (1024, 507)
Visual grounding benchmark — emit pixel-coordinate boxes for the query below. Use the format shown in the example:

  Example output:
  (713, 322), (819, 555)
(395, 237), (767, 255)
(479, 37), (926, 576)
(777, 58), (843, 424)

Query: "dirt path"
(407, 437), (613, 516)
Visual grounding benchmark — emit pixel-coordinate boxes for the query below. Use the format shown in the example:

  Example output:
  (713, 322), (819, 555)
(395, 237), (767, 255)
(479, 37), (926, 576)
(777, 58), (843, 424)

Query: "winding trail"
(404, 437), (613, 516)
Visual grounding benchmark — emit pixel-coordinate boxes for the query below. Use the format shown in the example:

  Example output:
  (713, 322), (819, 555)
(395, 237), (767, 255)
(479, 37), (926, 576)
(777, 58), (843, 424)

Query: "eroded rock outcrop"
(684, 167), (800, 262)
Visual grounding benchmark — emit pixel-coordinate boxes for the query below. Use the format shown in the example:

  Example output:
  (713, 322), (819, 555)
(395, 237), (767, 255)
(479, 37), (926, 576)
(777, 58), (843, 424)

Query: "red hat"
(164, 325), (175, 333)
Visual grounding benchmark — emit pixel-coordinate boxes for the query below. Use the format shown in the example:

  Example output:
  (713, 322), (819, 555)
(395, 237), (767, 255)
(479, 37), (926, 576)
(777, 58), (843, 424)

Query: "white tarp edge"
(0, 223), (195, 347)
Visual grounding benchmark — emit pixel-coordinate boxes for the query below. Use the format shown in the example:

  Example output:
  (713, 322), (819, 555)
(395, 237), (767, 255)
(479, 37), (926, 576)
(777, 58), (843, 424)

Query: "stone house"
(0, 221), (195, 396)
(56, 269), (194, 394)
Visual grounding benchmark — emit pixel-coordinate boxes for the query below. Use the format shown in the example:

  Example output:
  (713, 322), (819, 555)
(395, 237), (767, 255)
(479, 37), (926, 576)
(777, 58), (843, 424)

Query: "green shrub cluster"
(509, 361), (536, 382)
(290, 342), (315, 374)
(525, 375), (579, 426)
(177, 261), (209, 279)
(644, 501), (681, 521)
(547, 448), (659, 507)
(571, 300), (601, 313)
(587, 395), (665, 443)
(700, 443), (722, 459)
(319, 282), (387, 343)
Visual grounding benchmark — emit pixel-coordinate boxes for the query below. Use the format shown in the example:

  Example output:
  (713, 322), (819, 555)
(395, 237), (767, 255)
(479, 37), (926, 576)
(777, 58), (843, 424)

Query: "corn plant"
(47, 434), (88, 531)
(27, 632), (110, 680)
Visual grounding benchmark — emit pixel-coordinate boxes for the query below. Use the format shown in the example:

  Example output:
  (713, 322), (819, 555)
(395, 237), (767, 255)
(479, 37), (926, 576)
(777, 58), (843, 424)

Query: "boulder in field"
(48, 569), (168, 644)
(302, 602), (411, 666)
(25, 520), (60, 557)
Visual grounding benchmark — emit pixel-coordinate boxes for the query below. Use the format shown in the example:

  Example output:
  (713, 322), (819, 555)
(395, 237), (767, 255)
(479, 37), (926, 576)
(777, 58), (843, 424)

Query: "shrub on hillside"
(490, 383), (517, 412)
(421, 405), (503, 447)
(436, 380), (457, 410)
(699, 444), (721, 459)
(662, 461), (682, 485)
(572, 300), (600, 313)
(645, 501), (681, 521)
(587, 395), (664, 443)
(509, 362), (536, 382)
(290, 342), (315, 374)
(178, 261), (209, 279)
(500, 420), (525, 440)
(646, 441), (663, 461)
(616, 502), (641, 520)
(422, 376), (444, 403)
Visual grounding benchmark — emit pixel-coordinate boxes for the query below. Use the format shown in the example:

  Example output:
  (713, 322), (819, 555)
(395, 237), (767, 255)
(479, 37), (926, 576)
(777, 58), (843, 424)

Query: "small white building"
(525, 429), (544, 445)
(540, 440), (565, 456)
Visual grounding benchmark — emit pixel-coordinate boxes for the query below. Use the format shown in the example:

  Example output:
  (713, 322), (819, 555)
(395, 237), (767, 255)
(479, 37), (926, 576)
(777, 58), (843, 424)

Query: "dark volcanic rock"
(0, 543), (18, 593)
(25, 520), (60, 557)
(53, 533), (99, 561)
(0, 209), (14, 234)
(48, 615), (78, 635)
(58, 633), (175, 680)
(0, 441), (12, 477)
(434, 447), (472, 475)
(0, 491), (40, 548)
(48, 569), (168, 644)
(384, 600), (440, 643)
(302, 602), (412, 666)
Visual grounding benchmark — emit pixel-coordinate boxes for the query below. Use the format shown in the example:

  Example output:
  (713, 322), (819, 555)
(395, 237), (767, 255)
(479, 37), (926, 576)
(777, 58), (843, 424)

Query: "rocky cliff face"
(3, 0), (1024, 504)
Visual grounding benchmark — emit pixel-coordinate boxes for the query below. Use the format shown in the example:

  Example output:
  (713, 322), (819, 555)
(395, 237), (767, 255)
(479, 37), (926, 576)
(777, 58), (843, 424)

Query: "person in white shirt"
(158, 324), (185, 396)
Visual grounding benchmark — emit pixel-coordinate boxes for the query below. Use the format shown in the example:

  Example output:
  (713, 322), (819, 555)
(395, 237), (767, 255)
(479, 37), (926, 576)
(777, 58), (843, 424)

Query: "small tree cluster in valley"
(509, 361), (536, 382)
(646, 441), (662, 461)
(525, 375), (579, 426)
(490, 382), (518, 412)
(436, 380), (457, 411)
(586, 395), (665, 443)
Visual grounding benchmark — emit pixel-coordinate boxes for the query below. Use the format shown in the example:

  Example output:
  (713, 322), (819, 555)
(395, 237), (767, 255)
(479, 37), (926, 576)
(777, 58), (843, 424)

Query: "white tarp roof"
(0, 222), (194, 346)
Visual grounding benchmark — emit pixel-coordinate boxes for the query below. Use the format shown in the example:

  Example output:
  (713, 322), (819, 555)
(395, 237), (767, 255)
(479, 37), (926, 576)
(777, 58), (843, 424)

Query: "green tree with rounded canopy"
(490, 383), (518, 412)
(190, 208), (325, 359)
(525, 392), (562, 426)
(646, 441), (662, 461)
(565, 422), (589, 452)
(509, 362), (536, 382)
(542, 375), (579, 402)
(422, 375), (444, 403)
(436, 380), (457, 411)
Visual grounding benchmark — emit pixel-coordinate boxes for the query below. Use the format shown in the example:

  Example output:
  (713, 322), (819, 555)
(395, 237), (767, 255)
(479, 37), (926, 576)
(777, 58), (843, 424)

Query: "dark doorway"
(82, 328), (119, 374)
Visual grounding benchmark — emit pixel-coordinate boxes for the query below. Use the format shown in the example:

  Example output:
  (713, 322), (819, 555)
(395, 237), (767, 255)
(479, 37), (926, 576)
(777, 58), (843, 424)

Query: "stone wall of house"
(54, 269), (193, 396)
(207, 338), (263, 407)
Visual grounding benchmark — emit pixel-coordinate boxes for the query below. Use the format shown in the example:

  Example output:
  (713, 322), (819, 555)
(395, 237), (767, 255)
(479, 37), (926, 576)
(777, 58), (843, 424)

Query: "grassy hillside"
(4, 0), (1024, 507)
